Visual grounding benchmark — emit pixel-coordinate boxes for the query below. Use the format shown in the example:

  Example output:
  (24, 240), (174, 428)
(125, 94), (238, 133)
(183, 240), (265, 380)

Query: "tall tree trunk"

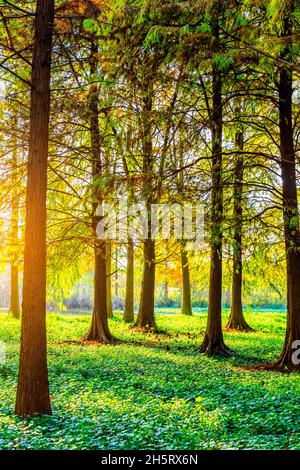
(200, 51), (230, 355)
(106, 241), (113, 318)
(275, 1), (300, 370)
(181, 243), (192, 315)
(135, 237), (156, 329)
(226, 124), (252, 331)
(83, 39), (113, 343)
(10, 127), (20, 319)
(133, 77), (156, 330)
(124, 237), (134, 322)
(15, 0), (54, 417)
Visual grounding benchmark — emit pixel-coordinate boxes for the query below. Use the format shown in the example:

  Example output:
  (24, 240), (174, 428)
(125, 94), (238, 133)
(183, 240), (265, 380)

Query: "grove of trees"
(0, 0), (299, 417)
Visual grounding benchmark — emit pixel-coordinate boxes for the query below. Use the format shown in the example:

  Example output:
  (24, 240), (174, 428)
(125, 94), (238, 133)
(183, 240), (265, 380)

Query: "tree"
(181, 242), (192, 316)
(273, 0), (300, 370)
(124, 237), (135, 322)
(200, 12), (231, 356)
(132, 69), (157, 330)
(226, 105), (253, 331)
(83, 37), (114, 343)
(15, 0), (54, 417)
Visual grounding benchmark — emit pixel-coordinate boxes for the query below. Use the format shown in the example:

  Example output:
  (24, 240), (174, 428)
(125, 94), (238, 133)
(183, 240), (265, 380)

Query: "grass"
(0, 309), (300, 450)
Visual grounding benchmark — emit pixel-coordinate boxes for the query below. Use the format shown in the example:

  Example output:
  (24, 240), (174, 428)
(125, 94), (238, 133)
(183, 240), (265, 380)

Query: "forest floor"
(0, 310), (299, 450)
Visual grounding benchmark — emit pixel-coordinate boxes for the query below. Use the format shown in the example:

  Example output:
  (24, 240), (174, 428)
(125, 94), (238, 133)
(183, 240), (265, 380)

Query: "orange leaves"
(56, 0), (103, 18)
(55, 0), (104, 34)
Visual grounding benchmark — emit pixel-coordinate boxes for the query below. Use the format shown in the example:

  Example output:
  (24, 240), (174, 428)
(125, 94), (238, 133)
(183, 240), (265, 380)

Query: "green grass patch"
(0, 309), (299, 450)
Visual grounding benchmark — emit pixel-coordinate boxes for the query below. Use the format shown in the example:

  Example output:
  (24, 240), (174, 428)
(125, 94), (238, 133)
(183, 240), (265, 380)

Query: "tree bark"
(134, 238), (156, 329)
(83, 39), (113, 343)
(275, 1), (300, 370)
(226, 126), (252, 331)
(84, 237), (113, 343)
(124, 237), (134, 322)
(181, 244), (192, 315)
(200, 47), (230, 356)
(10, 126), (20, 319)
(15, 0), (54, 416)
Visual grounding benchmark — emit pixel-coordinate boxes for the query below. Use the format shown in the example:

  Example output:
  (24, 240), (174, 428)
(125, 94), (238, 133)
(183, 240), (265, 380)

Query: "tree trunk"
(124, 237), (134, 322)
(134, 238), (156, 329)
(106, 241), (113, 318)
(181, 244), (192, 315)
(84, 238), (113, 343)
(161, 279), (169, 305)
(114, 246), (119, 299)
(226, 126), (252, 331)
(83, 39), (113, 343)
(10, 127), (20, 319)
(15, 0), (54, 417)
(200, 51), (230, 356)
(133, 75), (156, 330)
(275, 2), (300, 370)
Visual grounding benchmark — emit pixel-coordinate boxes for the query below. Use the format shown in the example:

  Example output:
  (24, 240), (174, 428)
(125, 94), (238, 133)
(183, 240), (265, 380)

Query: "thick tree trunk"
(275, 2), (300, 370)
(124, 237), (134, 322)
(134, 238), (156, 329)
(15, 0), (54, 416)
(106, 241), (113, 318)
(83, 39), (113, 343)
(181, 244), (192, 315)
(226, 128), (252, 331)
(10, 129), (20, 319)
(200, 56), (230, 356)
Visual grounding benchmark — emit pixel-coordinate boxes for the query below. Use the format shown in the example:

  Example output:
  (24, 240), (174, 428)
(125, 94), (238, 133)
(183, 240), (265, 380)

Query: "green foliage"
(212, 52), (235, 71)
(195, 22), (211, 34)
(143, 26), (162, 48)
(1, 311), (300, 450)
(82, 19), (98, 34)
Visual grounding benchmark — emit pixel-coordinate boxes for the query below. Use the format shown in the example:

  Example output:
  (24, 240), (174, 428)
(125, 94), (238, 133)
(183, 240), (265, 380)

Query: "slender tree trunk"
(134, 238), (156, 329)
(83, 39), (113, 343)
(124, 237), (134, 322)
(133, 77), (156, 330)
(181, 243), (192, 315)
(114, 246), (119, 299)
(200, 52), (230, 355)
(226, 125), (252, 331)
(10, 128), (20, 319)
(275, 2), (300, 370)
(162, 278), (169, 305)
(106, 241), (113, 318)
(15, 0), (54, 417)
